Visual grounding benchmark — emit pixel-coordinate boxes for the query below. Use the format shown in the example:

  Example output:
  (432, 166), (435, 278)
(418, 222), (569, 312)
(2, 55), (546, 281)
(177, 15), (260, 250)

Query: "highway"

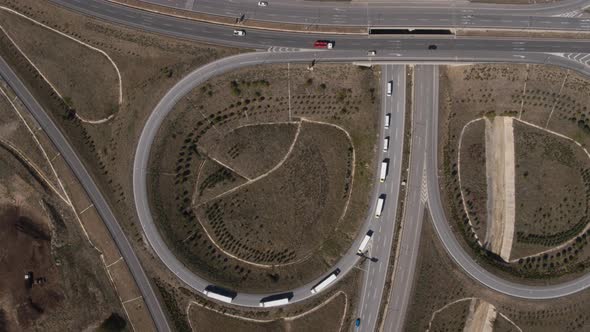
(53, 0), (590, 53)
(7, 1), (590, 331)
(0, 57), (171, 332)
(357, 64), (406, 332)
(424, 62), (590, 300)
(131, 49), (590, 307)
(139, 0), (590, 29)
(382, 65), (436, 331)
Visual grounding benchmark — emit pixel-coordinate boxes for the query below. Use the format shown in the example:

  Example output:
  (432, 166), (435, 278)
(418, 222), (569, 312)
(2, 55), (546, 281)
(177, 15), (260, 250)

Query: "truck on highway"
(259, 297), (289, 307)
(311, 268), (341, 294)
(203, 290), (234, 303)
(380, 159), (389, 182)
(357, 230), (374, 255)
(387, 81), (393, 96)
(203, 286), (237, 304)
(375, 195), (385, 218)
(383, 136), (390, 152)
(313, 40), (335, 49)
(384, 113), (391, 129)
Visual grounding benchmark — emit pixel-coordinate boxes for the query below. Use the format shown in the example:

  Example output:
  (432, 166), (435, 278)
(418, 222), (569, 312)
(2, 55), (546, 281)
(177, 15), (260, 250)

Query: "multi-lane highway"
(0, 57), (171, 332)
(357, 64), (406, 332)
(138, 0), (590, 29)
(382, 65), (437, 331)
(53, 0), (590, 53)
(7, 0), (590, 331)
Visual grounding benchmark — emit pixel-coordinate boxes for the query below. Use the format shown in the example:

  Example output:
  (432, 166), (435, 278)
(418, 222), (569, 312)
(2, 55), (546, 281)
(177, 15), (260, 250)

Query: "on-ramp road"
(357, 64), (406, 332)
(382, 65), (436, 332)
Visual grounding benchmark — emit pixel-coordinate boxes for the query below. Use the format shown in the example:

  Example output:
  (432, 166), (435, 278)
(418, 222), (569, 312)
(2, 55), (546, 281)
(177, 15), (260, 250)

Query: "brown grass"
(188, 292), (347, 332)
(405, 212), (590, 332)
(439, 64), (590, 281)
(0, 8), (119, 121)
(149, 63), (379, 292)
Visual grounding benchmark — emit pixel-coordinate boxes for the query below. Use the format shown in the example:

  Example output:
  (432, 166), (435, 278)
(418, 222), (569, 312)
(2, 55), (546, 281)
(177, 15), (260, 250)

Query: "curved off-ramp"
(133, 50), (590, 309)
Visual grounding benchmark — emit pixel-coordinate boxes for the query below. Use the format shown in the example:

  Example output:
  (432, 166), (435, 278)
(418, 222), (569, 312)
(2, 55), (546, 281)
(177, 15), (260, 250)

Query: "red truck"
(313, 40), (335, 49)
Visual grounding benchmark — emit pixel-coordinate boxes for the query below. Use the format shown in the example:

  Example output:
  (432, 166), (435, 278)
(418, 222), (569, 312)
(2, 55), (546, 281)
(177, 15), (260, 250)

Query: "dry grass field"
(512, 120), (590, 258)
(405, 215), (590, 332)
(0, 8), (119, 121)
(439, 64), (590, 280)
(196, 121), (352, 266)
(149, 63), (379, 292)
(458, 118), (488, 242)
(427, 299), (470, 331)
(188, 292), (347, 332)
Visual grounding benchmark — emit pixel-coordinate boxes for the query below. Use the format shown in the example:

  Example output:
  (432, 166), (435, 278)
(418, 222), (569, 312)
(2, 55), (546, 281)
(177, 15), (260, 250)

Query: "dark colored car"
(355, 318), (361, 328)
(428, 44), (437, 50)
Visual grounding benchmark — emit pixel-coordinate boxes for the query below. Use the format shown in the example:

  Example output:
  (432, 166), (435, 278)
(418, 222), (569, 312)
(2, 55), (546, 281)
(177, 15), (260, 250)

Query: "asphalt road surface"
(53, 0), (590, 52)
(133, 49), (590, 307)
(381, 65), (436, 332)
(140, 0), (590, 28)
(11, 1), (590, 331)
(0, 57), (171, 332)
(357, 64), (406, 332)
(424, 63), (590, 300)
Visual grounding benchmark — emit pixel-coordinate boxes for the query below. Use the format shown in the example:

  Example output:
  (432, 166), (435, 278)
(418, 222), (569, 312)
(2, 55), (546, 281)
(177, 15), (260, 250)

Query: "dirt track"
(484, 116), (516, 261)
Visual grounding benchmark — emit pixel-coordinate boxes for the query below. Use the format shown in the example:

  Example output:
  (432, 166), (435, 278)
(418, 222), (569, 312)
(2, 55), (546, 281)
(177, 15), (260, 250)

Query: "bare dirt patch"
(0, 149), (123, 330)
(149, 63), (379, 292)
(485, 116), (516, 261)
(439, 64), (590, 281)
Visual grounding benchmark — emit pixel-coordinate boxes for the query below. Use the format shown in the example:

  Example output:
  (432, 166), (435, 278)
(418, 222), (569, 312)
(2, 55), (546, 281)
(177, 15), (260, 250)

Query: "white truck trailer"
(357, 230), (374, 254)
(380, 160), (389, 182)
(375, 196), (385, 218)
(259, 297), (290, 308)
(384, 113), (391, 129)
(203, 289), (234, 303)
(311, 269), (340, 294)
(383, 136), (390, 152)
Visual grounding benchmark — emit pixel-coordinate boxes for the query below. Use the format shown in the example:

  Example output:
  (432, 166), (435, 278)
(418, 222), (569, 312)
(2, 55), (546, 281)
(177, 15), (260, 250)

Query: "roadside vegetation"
(405, 213), (590, 332)
(440, 64), (590, 281)
(152, 265), (362, 332)
(149, 63), (379, 292)
(0, 7), (120, 122)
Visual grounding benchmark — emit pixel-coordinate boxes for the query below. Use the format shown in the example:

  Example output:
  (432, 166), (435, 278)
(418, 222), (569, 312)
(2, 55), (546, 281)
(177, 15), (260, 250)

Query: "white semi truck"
(357, 230), (374, 254)
(380, 159), (389, 182)
(259, 297), (290, 308)
(311, 269), (340, 294)
(375, 195), (385, 218)
(203, 289), (234, 303)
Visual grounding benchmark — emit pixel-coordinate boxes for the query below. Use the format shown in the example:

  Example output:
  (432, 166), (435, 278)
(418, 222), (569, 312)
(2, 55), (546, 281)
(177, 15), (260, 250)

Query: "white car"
(258, 1), (268, 6)
(367, 50), (377, 56)
(233, 30), (246, 37)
